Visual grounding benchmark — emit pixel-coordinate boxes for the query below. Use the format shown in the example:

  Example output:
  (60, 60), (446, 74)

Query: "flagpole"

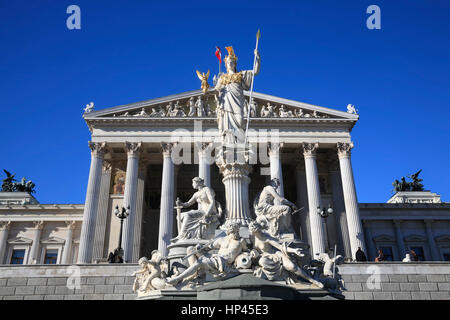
(244, 29), (260, 147)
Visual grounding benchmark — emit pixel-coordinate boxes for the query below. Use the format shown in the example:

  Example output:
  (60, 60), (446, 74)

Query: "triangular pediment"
(403, 234), (426, 242)
(7, 236), (33, 245)
(373, 234), (395, 242)
(40, 236), (65, 244)
(83, 89), (359, 122)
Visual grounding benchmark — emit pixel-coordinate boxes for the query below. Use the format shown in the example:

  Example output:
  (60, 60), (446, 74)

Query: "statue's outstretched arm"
(183, 192), (199, 208)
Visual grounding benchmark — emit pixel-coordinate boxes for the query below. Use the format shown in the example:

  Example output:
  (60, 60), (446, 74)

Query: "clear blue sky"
(1, 0), (449, 204)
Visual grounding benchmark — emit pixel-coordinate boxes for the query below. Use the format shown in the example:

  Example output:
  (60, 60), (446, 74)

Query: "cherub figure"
(132, 251), (168, 293)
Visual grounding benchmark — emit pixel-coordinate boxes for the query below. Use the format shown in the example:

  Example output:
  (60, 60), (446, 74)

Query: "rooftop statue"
(196, 70), (210, 94)
(214, 46), (260, 144)
(1, 169), (35, 193)
(392, 169), (424, 192)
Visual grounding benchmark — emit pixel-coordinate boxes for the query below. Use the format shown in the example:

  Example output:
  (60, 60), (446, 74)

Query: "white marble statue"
(166, 222), (248, 285)
(134, 108), (148, 117)
(172, 177), (222, 242)
(294, 108), (304, 118)
(249, 221), (323, 288)
(188, 97), (196, 116)
(244, 98), (257, 118)
(260, 102), (276, 118)
(83, 102), (94, 113)
(402, 253), (413, 262)
(214, 46), (260, 144)
(168, 100), (186, 117)
(132, 250), (168, 293)
(195, 96), (206, 117)
(279, 105), (293, 118)
(347, 104), (358, 114)
(254, 178), (298, 238)
(149, 106), (166, 117)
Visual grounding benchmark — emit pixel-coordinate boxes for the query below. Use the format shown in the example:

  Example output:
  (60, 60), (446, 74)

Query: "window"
(44, 249), (58, 264)
(10, 249), (25, 264)
(443, 253), (450, 261)
(380, 246), (394, 261)
(410, 247), (425, 261)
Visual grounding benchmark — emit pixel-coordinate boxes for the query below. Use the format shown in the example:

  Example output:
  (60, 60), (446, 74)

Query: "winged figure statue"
(196, 70), (210, 94)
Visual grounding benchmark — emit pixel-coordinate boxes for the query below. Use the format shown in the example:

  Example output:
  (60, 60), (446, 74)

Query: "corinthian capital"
(65, 221), (76, 230)
(88, 141), (107, 157)
(125, 142), (142, 156)
(302, 142), (319, 157)
(337, 142), (354, 159)
(0, 221), (11, 230)
(33, 220), (44, 230)
(268, 142), (283, 156)
(161, 142), (175, 157)
(196, 142), (214, 155)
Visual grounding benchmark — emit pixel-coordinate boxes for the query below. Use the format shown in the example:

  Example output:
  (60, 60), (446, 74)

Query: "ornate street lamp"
(107, 205), (130, 263)
(317, 204), (333, 219)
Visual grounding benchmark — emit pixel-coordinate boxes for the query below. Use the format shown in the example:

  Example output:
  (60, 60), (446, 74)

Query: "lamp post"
(107, 205), (130, 263)
(317, 204), (334, 251)
(317, 204), (333, 219)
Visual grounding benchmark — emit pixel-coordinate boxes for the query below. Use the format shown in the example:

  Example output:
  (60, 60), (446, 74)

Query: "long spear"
(243, 29), (261, 147)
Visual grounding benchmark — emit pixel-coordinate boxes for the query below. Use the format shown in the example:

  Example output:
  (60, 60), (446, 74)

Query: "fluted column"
(0, 222), (11, 264)
(92, 160), (113, 261)
(337, 142), (367, 259)
(363, 220), (376, 261)
(424, 220), (440, 261)
(295, 162), (311, 247)
(122, 142), (142, 263)
(328, 157), (352, 258)
(269, 142), (284, 203)
(132, 159), (148, 262)
(28, 221), (44, 264)
(78, 141), (107, 263)
(303, 143), (327, 255)
(158, 143), (175, 257)
(197, 142), (213, 187)
(62, 221), (76, 264)
(393, 220), (406, 260)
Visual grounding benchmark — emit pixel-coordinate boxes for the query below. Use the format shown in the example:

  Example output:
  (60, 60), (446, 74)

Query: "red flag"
(215, 46), (222, 64)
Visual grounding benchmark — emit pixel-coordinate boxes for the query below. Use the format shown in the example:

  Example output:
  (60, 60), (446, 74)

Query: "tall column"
(363, 220), (376, 261)
(122, 142), (142, 263)
(62, 221), (76, 264)
(268, 142), (284, 201)
(295, 162), (311, 247)
(424, 220), (440, 261)
(0, 222), (11, 264)
(337, 142), (367, 259)
(198, 142), (213, 187)
(303, 143), (327, 256)
(393, 220), (406, 260)
(78, 141), (107, 263)
(158, 143), (175, 257)
(92, 160), (113, 261)
(132, 159), (148, 262)
(28, 221), (44, 264)
(328, 157), (352, 258)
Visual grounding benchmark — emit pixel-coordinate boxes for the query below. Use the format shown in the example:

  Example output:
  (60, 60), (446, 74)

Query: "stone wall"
(338, 262), (450, 300)
(0, 263), (449, 300)
(0, 264), (137, 300)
